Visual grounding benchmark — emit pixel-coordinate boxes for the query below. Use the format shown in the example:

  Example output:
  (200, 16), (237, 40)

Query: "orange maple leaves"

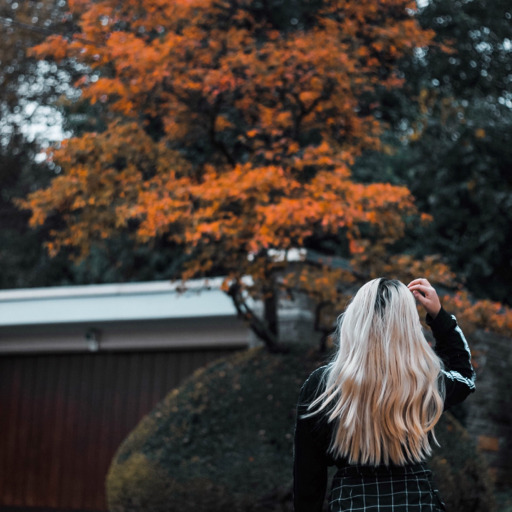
(21, 0), (465, 321)
(19, 0), (512, 340)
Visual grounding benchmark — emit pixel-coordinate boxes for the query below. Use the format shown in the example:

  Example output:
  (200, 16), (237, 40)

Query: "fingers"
(407, 278), (441, 318)
(407, 278), (431, 288)
(410, 290), (428, 310)
(408, 284), (430, 296)
(407, 278), (433, 295)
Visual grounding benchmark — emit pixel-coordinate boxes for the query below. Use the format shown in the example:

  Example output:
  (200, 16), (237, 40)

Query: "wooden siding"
(0, 347), (242, 510)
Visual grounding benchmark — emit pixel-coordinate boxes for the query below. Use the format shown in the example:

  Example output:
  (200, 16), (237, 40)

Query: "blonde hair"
(308, 278), (444, 466)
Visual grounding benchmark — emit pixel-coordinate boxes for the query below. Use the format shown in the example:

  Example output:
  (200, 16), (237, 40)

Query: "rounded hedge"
(106, 345), (495, 512)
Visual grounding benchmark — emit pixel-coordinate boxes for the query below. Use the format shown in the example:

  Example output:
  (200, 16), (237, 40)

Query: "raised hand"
(407, 278), (442, 318)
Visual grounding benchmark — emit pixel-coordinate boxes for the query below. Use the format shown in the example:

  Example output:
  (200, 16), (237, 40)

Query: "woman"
(293, 277), (475, 511)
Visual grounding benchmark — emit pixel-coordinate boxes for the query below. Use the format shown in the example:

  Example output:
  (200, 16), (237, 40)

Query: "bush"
(430, 416), (496, 511)
(106, 345), (495, 511)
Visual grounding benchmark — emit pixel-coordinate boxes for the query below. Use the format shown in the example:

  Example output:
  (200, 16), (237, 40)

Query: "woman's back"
(293, 278), (476, 512)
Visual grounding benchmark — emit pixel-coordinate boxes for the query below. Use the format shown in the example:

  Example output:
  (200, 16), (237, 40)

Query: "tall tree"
(21, 0), (468, 348)
(0, 0), (74, 288)
(354, 0), (512, 305)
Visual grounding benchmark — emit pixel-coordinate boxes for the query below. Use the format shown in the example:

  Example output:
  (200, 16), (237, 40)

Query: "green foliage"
(106, 453), (176, 512)
(353, 0), (512, 305)
(107, 346), (495, 512)
(0, 131), (70, 288)
(430, 415), (496, 511)
(0, 0), (72, 129)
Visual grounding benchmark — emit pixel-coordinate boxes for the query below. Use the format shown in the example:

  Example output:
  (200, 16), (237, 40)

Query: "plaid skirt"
(329, 463), (446, 511)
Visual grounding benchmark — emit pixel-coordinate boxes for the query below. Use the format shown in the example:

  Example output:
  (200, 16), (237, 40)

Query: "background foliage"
(353, 0), (512, 305)
(15, 0), (499, 349)
(0, 0), (510, 341)
(0, 0), (72, 288)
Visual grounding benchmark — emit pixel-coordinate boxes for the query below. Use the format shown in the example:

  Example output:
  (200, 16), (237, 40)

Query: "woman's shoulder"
(299, 365), (330, 403)
(302, 364), (329, 387)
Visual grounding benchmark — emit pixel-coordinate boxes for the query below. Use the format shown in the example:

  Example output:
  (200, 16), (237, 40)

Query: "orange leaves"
(377, 255), (457, 287)
(127, 141), (419, 267)
(298, 91), (318, 105)
(31, 0), (432, 164)
(29, 35), (70, 62)
(420, 212), (433, 224)
(202, 68), (238, 100)
(442, 292), (512, 337)
(282, 265), (356, 306)
(106, 32), (156, 66)
(24, 0), (447, 309)
(84, 77), (126, 105)
(21, 121), (190, 258)
(214, 116), (233, 132)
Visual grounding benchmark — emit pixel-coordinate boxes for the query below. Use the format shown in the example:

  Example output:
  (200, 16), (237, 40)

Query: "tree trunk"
(264, 290), (278, 339)
(226, 280), (286, 353)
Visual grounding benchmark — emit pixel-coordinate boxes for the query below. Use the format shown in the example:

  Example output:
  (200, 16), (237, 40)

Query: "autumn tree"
(23, 0), (465, 349)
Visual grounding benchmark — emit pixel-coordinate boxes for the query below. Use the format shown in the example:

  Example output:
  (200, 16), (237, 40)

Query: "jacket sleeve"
(427, 308), (476, 409)
(293, 369), (330, 512)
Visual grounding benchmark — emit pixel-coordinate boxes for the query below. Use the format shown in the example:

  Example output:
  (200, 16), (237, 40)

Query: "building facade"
(0, 280), (250, 510)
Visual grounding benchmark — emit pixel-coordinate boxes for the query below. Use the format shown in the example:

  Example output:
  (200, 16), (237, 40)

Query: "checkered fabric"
(329, 463), (446, 512)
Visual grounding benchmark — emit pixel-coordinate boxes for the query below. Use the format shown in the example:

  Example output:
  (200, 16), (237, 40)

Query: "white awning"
(0, 278), (237, 327)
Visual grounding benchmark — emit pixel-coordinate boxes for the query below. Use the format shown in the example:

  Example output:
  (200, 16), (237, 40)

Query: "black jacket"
(293, 308), (476, 512)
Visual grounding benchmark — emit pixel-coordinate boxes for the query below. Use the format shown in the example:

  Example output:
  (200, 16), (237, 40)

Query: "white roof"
(0, 278), (238, 327)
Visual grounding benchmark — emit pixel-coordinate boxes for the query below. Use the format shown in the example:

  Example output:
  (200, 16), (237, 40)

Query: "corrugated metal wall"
(0, 347), (241, 510)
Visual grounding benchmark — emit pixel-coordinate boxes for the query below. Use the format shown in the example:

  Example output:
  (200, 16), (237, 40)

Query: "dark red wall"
(0, 347), (241, 510)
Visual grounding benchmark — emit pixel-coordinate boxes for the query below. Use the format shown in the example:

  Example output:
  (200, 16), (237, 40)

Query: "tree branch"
(226, 280), (287, 353)
(209, 96), (236, 167)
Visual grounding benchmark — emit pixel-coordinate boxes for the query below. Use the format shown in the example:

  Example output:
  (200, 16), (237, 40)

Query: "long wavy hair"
(308, 278), (445, 466)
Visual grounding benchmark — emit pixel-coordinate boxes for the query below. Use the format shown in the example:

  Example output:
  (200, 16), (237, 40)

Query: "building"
(0, 279), (250, 510)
